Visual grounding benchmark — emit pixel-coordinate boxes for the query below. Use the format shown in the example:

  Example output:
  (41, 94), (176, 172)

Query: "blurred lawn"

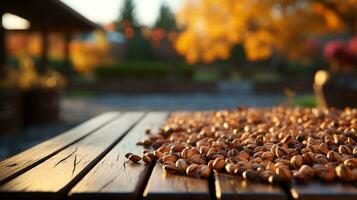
(289, 94), (317, 107)
(194, 71), (219, 82)
(67, 90), (98, 98)
(252, 73), (282, 82)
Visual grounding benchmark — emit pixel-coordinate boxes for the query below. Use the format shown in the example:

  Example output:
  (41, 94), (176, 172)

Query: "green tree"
(155, 4), (176, 31)
(116, 0), (155, 61)
(117, 0), (137, 31)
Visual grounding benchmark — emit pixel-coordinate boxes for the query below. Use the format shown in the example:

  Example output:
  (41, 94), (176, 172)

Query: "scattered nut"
(176, 159), (189, 173)
(128, 107), (357, 184)
(212, 157), (226, 170)
(163, 164), (177, 174)
(335, 164), (353, 181)
(199, 165), (211, 178)
(186, 164), (199, 176)
(143, 154), (152, 164)
(290, 155), (303, 169)
(128, 154), (141, 163)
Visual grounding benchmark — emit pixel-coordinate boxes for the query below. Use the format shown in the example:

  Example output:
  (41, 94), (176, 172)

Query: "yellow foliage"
(0, 55), (66, 90)
(176, 0), (357, 63)
(70, 31), (112, 74)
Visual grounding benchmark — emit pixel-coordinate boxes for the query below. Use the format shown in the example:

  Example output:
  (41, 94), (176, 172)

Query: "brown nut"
(176, 159), (189, 173)
(256, 137), (264, 146)
(315, 166), (335, 182)
(302, 152), (315, 165)
(199, 165), (212, 178)
(290, 155), (303, 169)
(315, 154), (329, 165)
(142, 149), (151, 154)
(208, 160), (214, 169)
(343, 158), (357, 168)
(154, 150), (164, 159)
(268, 174), (282, 184)
(181, 148), (196, 159)
(281, 135), (293, 144)
(171, 144), (185, 152)
(259, 170), (275, 182)
(200, 146), (210, 155)
(125, 152), (133, 158)
(145, 128), (151, 134)
(212, 157), (226, 170)
(158, 146), (170, 153)
(163, 164), (177, 174)
(190, 154), (207, 164)
(162, 155), (178, 163)
(275, 146), (288, 158)
(252, 157), (263, 163)
(128, 154), (141, 163)
(266, 162), (277, 172)
(338, 145), (352, 155)
(137, 139), (152, 146)
(163, 161), (176, 166)
(143, 154), (152, 164)
(242, 169), (258, 181)
(275, 166), (291, 182)
(262, 152), (275, 161)
(293, 171), (306, 182)
(237, 151), (250, 160)
(327, 150), (341, 162)
(186, 164), (199, 176)
(225, 163), (238, 174)
(318, 143), (329, 155)
(335, 164), (353, 181)
(288, 148), (299, 157)
(299, 165), (314, 179)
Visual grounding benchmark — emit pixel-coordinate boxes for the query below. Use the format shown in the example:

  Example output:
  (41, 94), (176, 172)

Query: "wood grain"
(0, 112), (119, 185)
(214, 172), (286, 200)
(69, 112), (168, 200)
(143, 163), (210, 200)
(0, 112), (144, 200)
(290, 181), (357, 200)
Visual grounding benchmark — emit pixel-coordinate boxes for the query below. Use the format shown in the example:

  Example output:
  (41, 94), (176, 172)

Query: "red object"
(324, 38), (357, 67)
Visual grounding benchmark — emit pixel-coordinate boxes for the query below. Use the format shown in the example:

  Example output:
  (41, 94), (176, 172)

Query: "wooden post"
(39, 30), (49, 73)
(63, 32), (72, 75)
(0, 12), (5, 77)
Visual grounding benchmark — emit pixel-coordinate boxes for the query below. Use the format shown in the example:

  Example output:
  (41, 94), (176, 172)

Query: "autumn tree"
(70, 31), (111, 74)
(175, 0), (357, 64)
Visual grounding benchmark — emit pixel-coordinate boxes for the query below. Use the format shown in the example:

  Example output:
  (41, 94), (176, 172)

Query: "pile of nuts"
(126, 107), (357, 184)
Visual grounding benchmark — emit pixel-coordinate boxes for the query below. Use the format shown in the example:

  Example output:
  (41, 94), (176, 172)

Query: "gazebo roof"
(0, 0), (99, 32)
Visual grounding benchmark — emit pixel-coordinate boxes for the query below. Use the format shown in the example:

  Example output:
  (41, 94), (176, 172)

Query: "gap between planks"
(69, 112), (169, 200)
(214, 172), (287, 200)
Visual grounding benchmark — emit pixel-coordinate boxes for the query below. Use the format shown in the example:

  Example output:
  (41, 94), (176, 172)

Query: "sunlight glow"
(61, 0), (185, 26)
(2, 13), (30, 30)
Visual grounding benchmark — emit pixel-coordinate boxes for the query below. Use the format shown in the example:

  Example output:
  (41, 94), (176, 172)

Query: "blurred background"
(0, 0), (356, 159)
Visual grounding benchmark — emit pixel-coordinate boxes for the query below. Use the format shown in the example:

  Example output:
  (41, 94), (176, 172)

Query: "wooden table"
(0, 112), (356, 200)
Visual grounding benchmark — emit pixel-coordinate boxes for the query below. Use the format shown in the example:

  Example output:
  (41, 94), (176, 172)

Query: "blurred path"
(62, 93), (284, 115)
(1, 90), (285, 160)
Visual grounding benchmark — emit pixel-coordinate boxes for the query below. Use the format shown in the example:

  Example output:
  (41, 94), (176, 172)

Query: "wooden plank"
(0, 112), (120, 185)
(290, 181), (357, 200)
(0, 112), (144, 200)
(143, 163), (210, 200)
(69, 112), (168, 200)
(214, 172), (286, 200)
